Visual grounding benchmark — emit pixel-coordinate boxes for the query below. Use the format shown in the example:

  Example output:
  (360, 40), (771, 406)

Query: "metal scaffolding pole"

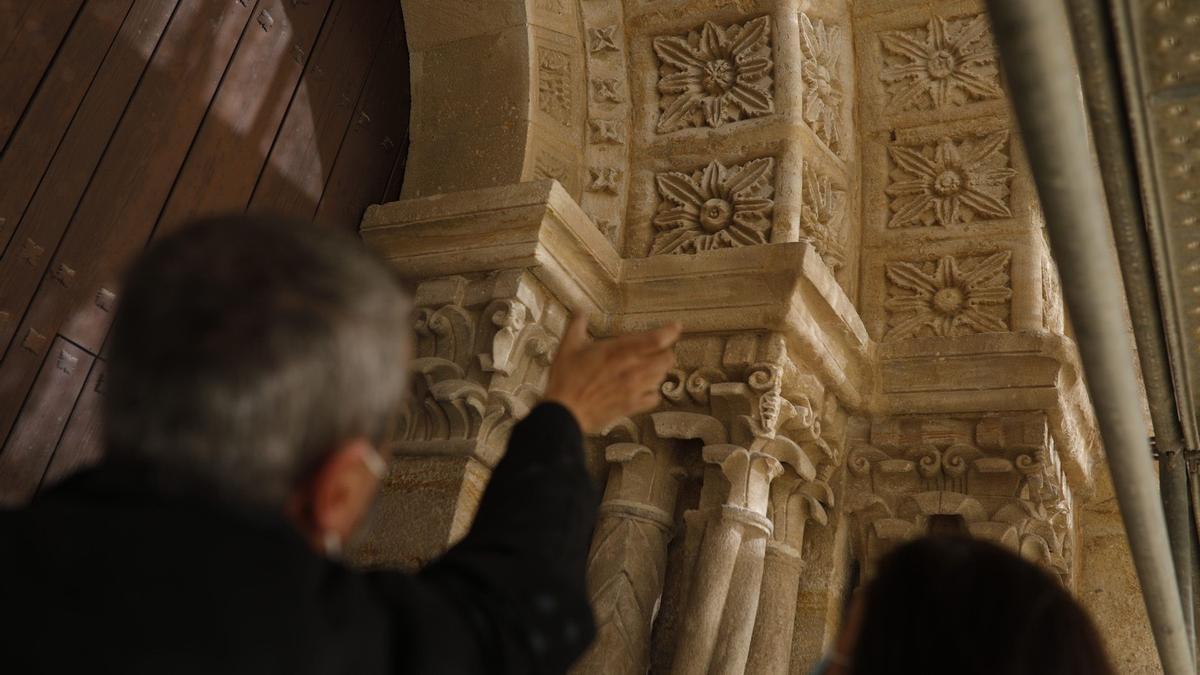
(985, 1), (1194, 673)
(1064, 0), (1197, 649)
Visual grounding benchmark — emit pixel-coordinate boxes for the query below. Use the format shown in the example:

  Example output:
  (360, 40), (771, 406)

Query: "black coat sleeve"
(367, 402), (600, 674)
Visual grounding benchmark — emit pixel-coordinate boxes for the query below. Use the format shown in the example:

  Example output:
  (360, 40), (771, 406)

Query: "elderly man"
(0, 215), (680, 674)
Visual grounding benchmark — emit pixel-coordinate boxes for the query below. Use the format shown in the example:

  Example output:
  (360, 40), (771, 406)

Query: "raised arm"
(371, 316), (681, 674)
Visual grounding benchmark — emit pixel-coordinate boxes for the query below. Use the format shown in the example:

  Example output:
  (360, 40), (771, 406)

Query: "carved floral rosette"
(879, 13), (1002, 114)
(652, 16), (774, 133)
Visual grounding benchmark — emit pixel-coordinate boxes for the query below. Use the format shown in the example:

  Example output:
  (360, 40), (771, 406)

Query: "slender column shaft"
(710, 532), (771, 675)
(746, 542), (805, 673)
(574, 444), (680, 675)
(670, 512), (747, 675)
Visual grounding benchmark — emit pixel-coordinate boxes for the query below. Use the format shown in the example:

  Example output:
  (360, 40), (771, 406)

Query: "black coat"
(0, 403), (599, 674)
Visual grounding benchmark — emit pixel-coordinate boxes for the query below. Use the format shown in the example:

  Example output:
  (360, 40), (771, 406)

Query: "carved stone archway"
(363, 1), (1156, 672)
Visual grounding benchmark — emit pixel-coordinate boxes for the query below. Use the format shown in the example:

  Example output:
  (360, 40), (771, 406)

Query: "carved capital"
(702, 444), (783, 516)
(397, 271), (568, 465)
(767, 471), (835, 550)
(845, 413), (1074, 581)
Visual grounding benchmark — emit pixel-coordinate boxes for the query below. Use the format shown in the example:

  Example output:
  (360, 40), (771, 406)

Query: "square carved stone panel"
(885, 129), (1018, 229)
(800, 12), (847, 156)
(653, 16), (774, 133)
(883, 251), (1013, 341)
(878, 12), (1002, 114)
(650, 157), (775, 255)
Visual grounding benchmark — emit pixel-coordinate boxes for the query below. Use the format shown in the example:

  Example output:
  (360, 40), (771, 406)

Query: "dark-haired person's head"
(834, 536), (1114, 675)
(103, 214), (411, 555)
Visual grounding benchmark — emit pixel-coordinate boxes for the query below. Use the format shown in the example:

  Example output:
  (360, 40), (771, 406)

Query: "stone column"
(572, 442), (682, 675)
(671, 444), (781, 675)
(709, 523), (770, 675)
(746, 471), (831, 674)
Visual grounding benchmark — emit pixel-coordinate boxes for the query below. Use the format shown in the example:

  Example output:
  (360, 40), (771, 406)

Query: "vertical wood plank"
(0, 1), (36, 53)
(248, 0), (393, 219)
(0, 0), (87, 151)
(154, 0), (335, 236)
(0, 0), (137, 258)
(0, 0), (177, 359)
(0, 337), (92, 506)
(0, 0), (411, 486)
(313, 6), (410, 231)
(38, 358), (105, 491)
(0, 0), (255, 446)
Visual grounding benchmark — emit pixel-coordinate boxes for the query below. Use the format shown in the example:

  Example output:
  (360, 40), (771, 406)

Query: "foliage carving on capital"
(396, 274), (563, 464)
(846, 414), (1073, 580)
(767, 472), (836, 554)
(654, 333), (840, 476)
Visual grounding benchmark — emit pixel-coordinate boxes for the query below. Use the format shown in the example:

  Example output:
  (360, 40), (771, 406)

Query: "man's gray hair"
(104, 214), (411, 507)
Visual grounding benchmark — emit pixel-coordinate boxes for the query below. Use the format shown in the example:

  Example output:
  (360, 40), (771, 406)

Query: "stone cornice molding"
(877, 331), (1099, 494)
(363, 179), (1098, 493)
(363, 180), (873, 408)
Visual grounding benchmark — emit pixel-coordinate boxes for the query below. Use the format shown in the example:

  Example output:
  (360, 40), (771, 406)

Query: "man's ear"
(304, 438), (382, 552)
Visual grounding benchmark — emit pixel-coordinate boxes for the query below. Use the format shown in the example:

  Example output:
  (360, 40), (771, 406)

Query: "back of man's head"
(104, 214), (411, 508)
(849, 535), (1114, 675)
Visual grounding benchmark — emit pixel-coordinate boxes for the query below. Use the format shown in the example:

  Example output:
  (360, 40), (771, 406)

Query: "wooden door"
(0, 0), (411, 504)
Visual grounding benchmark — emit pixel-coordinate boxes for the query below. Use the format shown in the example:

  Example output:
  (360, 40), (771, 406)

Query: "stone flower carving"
(883, 251), (1013, 340)
(589, 25), (618, 53)
(589, 166), (622, 194)
(886, 130), (1018, 228)
(651, 157), (775, 255)
(880, 13), (1002, 112)
(537, 47), (572, 127)
(801, 162), (847, 273)
(799, 14), (844, 154)
(653, 16), (773, 133)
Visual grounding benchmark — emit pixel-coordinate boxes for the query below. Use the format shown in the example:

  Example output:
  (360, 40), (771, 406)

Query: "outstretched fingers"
(542, 318), (684, 433)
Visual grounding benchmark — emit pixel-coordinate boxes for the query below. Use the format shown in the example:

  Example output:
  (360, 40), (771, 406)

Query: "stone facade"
(362, 1), (1159, 672)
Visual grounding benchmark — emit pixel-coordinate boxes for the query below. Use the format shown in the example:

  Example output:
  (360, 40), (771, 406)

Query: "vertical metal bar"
(1063, 0), (1197, 648)
(1190, 460), (1200, 569)
(984, 2), (1194, 673)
